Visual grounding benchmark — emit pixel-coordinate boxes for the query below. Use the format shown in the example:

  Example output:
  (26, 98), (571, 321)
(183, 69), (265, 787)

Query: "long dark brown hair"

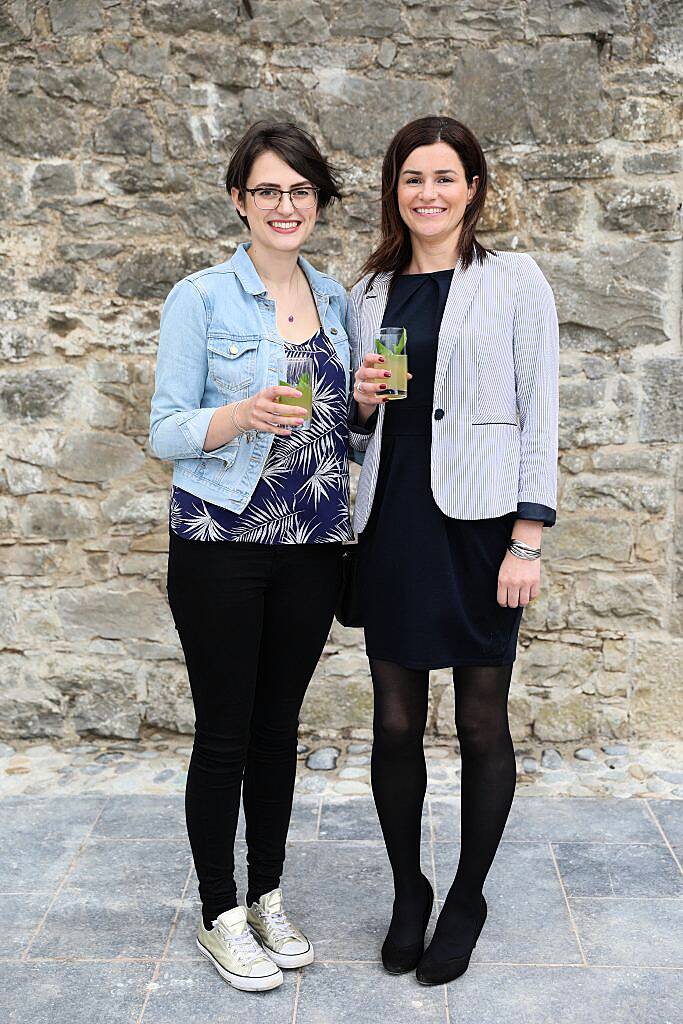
(360, 116), (494, 286)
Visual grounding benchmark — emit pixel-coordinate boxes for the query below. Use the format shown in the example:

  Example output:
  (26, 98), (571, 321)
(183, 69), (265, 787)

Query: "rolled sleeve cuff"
(348, 402), (377, 451)
(516, 501), (556, 528)
(178, 407), (240, 461)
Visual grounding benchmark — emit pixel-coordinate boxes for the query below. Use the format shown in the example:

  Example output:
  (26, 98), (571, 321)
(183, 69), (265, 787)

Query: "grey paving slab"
(0, 961), (153, 1024)
(505, 797), (662, 843)
(0, 795), (106, 840)
(433, 841), (582, 964)
(165, 898), (204, 960)
(648, 799), (683, 846)
(318, 797), (384, 840)
(0, 832), (82, 893)
(570, 897), (683, 967)
(65, 837), (191, 897)
(141, 961), (297, 1022)
(296, 962), (446, 1024)
(317, 796), (431, 843)
(92, 795), (186, 839)
(28, 891), (181, 959)
(428, 797), (461, 841)
(553, 842), (683, 897)
(0, 892), (52, 957)
(446, 964), (683, 1024)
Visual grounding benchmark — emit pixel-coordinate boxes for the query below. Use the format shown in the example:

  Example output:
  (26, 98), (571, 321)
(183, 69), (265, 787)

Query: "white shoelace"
(262, 908), (297, 942)
(216, 922), (267, 967)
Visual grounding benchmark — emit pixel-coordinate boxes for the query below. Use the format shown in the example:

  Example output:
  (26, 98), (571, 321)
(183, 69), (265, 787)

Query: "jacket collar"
(230, 241), (338, 299)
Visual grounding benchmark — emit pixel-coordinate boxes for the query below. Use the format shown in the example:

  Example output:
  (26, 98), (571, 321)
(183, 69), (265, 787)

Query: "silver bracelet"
(508, 539), (542, 560)
(230, 399), (248, 434)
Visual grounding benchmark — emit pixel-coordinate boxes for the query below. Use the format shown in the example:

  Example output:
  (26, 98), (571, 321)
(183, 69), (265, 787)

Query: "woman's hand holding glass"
(354, 353), (412, 408)
(240, 385), (308, 436)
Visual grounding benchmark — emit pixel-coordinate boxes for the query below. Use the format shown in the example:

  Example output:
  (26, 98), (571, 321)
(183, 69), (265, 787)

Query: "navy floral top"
(169, 329), (352, 544)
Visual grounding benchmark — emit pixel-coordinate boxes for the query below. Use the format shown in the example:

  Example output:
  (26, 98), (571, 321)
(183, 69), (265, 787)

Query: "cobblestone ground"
(2, 736), (682, 1023)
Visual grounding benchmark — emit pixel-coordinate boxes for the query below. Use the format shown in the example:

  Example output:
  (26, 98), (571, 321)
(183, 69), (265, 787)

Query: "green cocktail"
(278, 355), (314, 428)
(375, 327), (407, 399)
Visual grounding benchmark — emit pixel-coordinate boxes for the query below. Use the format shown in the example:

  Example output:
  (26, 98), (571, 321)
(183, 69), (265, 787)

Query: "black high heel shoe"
(381, 875), (434, 975)
(416, 896), (487, 986)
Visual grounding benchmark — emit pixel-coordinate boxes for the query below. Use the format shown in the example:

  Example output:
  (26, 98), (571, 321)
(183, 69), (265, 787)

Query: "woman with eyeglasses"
(149, 121), (352, 992)
(349, 116), (559, 985)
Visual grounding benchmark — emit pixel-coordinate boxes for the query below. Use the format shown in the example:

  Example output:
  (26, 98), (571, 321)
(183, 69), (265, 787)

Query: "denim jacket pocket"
(207, 333), (259, 395)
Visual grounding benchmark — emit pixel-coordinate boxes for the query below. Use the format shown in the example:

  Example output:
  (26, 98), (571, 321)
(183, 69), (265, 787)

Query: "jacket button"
(331, 327), (338, 334)
(230, 344), (238, 354)
(434, 408), (445, 420)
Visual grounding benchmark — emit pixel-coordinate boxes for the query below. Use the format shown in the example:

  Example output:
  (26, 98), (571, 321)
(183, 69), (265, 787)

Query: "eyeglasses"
(244, 186), (319, 211)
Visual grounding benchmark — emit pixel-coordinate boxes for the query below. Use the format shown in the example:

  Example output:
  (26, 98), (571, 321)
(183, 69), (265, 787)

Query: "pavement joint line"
(314, 795), (323, 841)
(136, 859), (195, 1024)
(20, 800), (108, 961)
(548, 841), (588, 967)
(6, 956), (683, 970)
(291, 968), (303, 1023)
(644, 799), (683, 875)
(61, 835), (676, 847)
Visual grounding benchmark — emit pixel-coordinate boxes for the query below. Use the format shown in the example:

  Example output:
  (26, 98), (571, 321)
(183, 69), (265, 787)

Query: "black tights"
(370, 658), (516, 952)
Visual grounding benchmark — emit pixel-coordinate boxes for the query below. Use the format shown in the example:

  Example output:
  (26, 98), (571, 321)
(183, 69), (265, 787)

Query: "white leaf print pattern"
(227, 494), (300, 543)
(295, 452), (343, 509)
(180, 498), (232, 541)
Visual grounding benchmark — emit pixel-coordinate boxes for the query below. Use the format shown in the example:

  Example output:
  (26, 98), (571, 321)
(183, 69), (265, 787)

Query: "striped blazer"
(347, 250), (559, 535)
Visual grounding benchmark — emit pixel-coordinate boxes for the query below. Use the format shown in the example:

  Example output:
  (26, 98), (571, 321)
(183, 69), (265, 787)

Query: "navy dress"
(359, 270), (529, 670)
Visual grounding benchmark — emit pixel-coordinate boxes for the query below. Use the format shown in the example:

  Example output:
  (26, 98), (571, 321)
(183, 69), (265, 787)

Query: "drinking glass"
(278, 354), (314, 428)
(375, 327), (407, 399)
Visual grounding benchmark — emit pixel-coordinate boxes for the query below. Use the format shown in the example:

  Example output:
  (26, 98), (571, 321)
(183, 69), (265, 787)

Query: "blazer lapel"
(360, 273), (391, 429)
(434, 258), (485, 397)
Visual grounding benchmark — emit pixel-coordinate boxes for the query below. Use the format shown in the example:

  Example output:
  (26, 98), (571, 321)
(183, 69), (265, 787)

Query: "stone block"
(176, 41), (262, 87)
(316, 71), (440, 158)
(20, 495), (97, 540)
(48, 0), (103, 34)
(0, 94), (78, 157)
(561, 474), (670, 515)
(5, 459), (44, 495)
(639, 358), (683, 442)
(0, 655), (65, 738)
(326, 0), (403, 39)
(302, 652), (373, 732)
(143, 0), (239, 34)
(527, 0), (628, 35)
(56, 432), (144, 483)
(543, 516), (633, 563)
(142, 664), (194, 734)
(0, 368), (72, 422)
(520, 148), (613, 180)
(241, 0), (329, 43)
(571, 572), (668, 629)
(127, 38), (169, 79)
(31, 162), (76, 196)
(55, 584), (177, 644)
(451, 40), (610, 148)
(596, 183), (680, 233)
(614, 97), (675, 142)
(49, 658), (144, 738)
(116, 249), (197, 299)
(533, 694), (596, 742)
(631, 638), (683, 739)
(404, 0), (524, 42)
(540, 242), (671, 351)
(94, 109), (154, 156)
(38, 63), (116, 107)
(28, 265), (77, 295)
(0, 1), (33, 45)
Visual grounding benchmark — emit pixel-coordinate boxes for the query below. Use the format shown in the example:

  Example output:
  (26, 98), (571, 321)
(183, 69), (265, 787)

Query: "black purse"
(335, 544), (363, 628)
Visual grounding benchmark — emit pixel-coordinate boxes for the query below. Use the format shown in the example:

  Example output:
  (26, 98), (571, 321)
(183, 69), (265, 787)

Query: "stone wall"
(0, 0), (681, 744)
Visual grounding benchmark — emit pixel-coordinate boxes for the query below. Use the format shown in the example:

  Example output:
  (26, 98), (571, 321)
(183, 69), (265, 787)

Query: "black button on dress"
(358, 269), (523, 670)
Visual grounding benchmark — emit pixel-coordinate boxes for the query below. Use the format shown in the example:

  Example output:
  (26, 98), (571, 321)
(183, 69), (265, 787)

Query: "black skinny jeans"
(167, 531), (342, 922)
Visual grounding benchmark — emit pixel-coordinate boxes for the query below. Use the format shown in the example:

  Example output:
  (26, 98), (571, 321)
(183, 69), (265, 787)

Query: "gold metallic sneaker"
(247, 888), (314, 969)
(196, 906), (283, 992)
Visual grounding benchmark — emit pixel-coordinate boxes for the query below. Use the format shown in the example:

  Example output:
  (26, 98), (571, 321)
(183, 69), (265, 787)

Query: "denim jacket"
(149, 242), (350, 514)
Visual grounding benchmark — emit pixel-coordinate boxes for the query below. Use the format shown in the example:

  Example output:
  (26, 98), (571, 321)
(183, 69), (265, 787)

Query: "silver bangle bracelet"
(230, 399), (248, 434)
(508, 539), (542, 560)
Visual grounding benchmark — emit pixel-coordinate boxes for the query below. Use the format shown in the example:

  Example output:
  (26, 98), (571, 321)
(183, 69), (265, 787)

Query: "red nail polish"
(384, 371), (391, 378)
(379, 384), (387, 390)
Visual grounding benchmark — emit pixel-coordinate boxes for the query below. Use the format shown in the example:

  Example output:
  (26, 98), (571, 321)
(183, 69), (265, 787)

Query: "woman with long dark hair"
(350, 116), (559, 985)
(150, 122), (352, 992)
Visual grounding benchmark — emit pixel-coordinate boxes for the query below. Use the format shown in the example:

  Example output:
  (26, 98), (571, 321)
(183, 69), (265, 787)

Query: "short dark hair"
(225, 121), (342, 229)
(361, 115), (494, 283)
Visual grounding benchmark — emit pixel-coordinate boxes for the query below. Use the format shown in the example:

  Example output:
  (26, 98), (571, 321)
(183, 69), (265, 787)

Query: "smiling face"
(396, 141), (478, 245)
(231, 150), (319, 255)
